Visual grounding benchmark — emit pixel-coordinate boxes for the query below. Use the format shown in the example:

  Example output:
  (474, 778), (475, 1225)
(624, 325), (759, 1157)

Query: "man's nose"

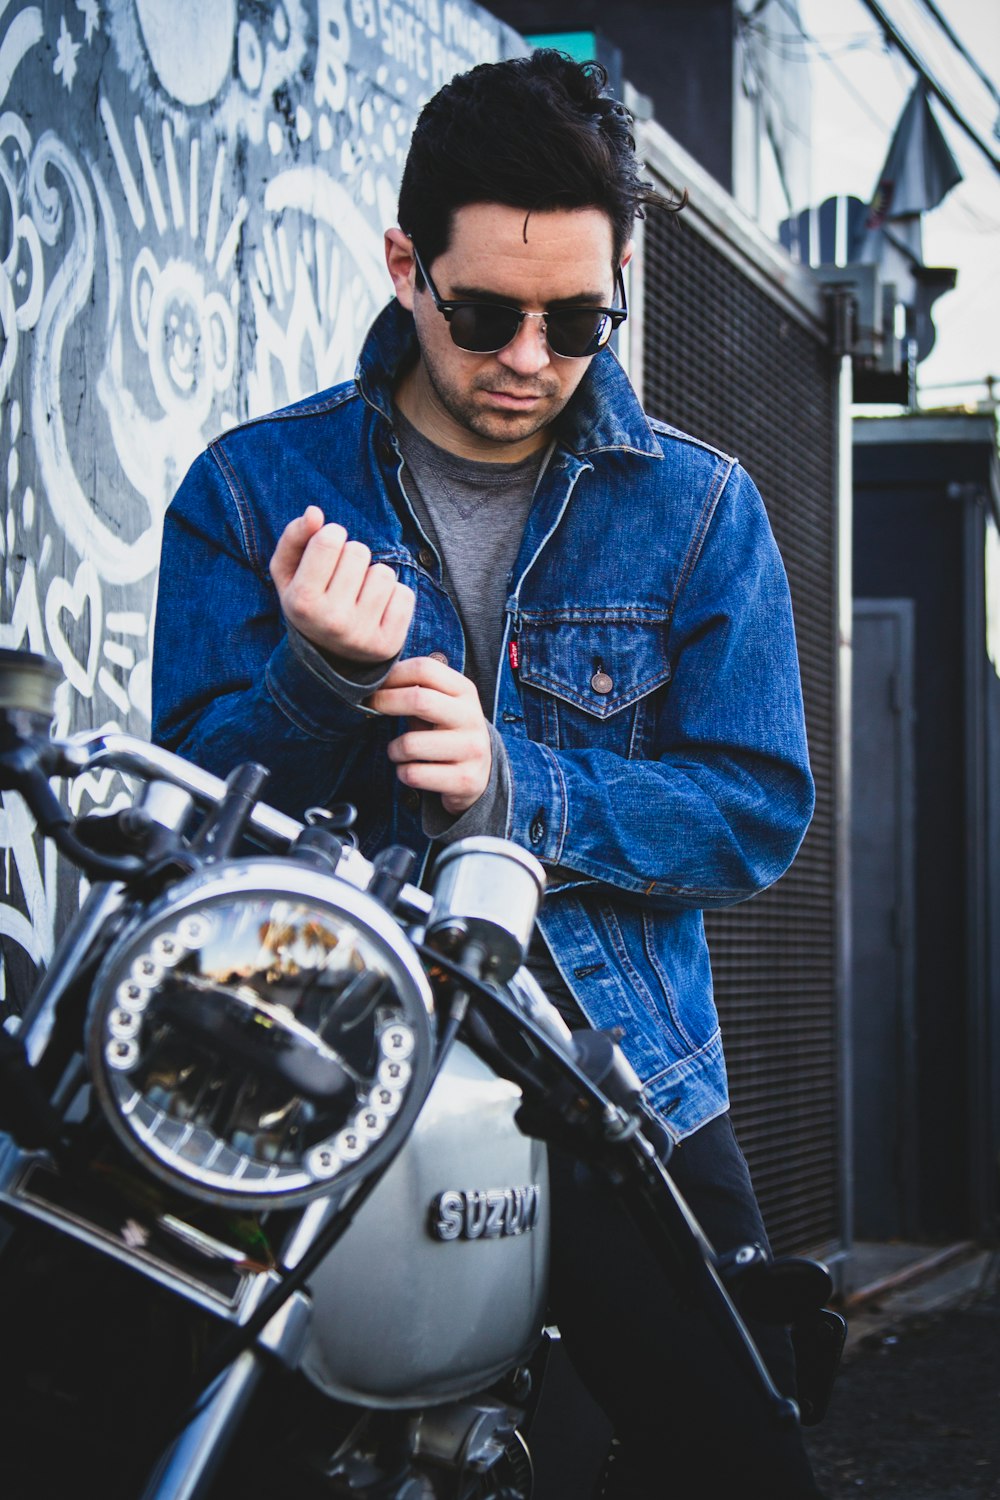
(496, 313), (551, 375)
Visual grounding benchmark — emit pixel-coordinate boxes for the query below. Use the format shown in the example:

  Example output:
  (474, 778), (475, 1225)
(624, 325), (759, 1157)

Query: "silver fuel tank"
(301, 1039), (549, 1407)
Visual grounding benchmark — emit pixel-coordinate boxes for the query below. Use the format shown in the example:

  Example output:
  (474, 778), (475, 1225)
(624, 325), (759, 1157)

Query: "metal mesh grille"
(642, 209), (841, 1255)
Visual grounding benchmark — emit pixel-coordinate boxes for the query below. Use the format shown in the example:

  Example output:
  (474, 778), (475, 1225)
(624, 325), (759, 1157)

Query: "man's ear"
(385, 229), (417, 310)
(619, 239), (634, 276)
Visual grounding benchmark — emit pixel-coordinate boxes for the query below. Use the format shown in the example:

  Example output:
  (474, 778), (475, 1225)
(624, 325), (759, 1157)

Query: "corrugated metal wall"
(642, 206), (842, 1255)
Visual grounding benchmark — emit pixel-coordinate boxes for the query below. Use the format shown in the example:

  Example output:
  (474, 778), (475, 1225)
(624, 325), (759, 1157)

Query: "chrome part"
(21, 880), (128, 1064)
(413, 1400), (524, 1478)
(280, 1193), (338, 1271)
(62, 730), (434, 918)
(507, 967), (576, 1049)
(138, 1350), (265, 1500)
(429, 1185), (541, 1242)
(86, 859), (434, 1207)
(137, 779), (196, 835)
(0, 648), (62, 717)
(0, 1157), (265, 1317)
(427, 837), (546, 982)
(256, 1290), (313, 1369)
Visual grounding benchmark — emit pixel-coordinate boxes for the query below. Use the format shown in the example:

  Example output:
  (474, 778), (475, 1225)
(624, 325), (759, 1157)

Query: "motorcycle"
(0, 647), (843, 1499)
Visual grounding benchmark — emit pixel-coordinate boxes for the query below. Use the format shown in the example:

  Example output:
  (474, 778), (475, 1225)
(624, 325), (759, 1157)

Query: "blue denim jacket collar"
(355, 299), (664, 462)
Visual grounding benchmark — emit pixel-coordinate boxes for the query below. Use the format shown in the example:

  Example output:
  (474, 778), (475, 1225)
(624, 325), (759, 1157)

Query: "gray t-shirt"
(395, 413), (580, 1023)
(393, 407), (546, 712)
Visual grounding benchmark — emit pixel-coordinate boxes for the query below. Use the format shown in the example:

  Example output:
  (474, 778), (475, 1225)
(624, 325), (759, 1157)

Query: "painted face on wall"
(131, 251), (234, 424)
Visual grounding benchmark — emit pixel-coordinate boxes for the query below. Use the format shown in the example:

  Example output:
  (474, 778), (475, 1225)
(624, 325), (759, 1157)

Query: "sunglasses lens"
(545, 310), (613, 358)
(443, 303), (618, 358)
(447, 304), (522, 353)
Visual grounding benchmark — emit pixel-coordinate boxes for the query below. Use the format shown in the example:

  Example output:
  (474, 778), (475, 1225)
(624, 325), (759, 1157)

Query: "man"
(154, 50), (822, 1496)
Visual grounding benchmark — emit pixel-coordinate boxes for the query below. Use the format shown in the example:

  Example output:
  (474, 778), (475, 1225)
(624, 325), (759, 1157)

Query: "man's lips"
(481, 387), (551, 407)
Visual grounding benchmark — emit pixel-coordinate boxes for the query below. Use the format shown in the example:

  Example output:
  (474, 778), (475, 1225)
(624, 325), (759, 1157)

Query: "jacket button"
(591, 670), (613, 694)
(428, 650), (448, 665)
(417, 546), (435, 569)
(403, 789), (420, 813)
(529, 814), (545, 846)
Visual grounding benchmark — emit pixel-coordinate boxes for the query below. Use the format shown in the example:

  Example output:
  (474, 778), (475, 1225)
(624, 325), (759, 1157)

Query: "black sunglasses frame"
(411, 243), (628, 359)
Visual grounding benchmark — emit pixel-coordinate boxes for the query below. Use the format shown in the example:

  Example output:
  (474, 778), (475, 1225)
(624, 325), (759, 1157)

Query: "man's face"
(387, 204), (628, 461)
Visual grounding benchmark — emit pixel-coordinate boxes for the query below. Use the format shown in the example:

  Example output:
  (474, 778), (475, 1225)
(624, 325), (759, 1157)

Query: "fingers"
(380, 657), (458, 690)
(357, 558), (399, 618)
(269, 505), (325, 591)
(396, 756), (492, 812)
(367, 658), (474, 726)
(377, 661), (492, 813)
(387, 723), (492, 813)
(387, 727), (483, 767)
(293, 523), (357, 604)
(268, 512), (415, 662)
(380, 582), (418, 649)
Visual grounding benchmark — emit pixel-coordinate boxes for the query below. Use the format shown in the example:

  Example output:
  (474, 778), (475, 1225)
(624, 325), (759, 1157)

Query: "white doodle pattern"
(0, 0), (523, 993)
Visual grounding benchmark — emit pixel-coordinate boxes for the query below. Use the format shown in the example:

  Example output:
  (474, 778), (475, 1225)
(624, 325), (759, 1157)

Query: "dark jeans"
(547, 1113), (824, 1498)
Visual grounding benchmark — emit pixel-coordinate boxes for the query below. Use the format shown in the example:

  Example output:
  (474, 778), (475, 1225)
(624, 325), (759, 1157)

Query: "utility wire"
(754, 0), (895, 132)
(858, 0), (1000, 175)
(914, 0), (1000, 116)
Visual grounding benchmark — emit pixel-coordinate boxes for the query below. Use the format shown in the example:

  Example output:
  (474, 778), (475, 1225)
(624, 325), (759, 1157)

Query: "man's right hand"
(270, 506), (416, 664)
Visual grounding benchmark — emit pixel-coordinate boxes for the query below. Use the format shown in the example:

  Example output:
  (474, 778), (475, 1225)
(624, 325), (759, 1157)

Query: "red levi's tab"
(508, 639), (520, 671)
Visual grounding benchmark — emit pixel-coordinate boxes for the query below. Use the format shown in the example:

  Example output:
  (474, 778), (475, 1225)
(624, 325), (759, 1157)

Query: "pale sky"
(797, 0), (1000, 410)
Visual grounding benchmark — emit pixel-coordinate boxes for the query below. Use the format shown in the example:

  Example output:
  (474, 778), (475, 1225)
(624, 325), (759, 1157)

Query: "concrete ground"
(806, 1243), (1000, 1498)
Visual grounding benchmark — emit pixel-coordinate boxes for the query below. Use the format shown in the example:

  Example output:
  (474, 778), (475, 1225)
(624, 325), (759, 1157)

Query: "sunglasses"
(411, 244), (628, 360)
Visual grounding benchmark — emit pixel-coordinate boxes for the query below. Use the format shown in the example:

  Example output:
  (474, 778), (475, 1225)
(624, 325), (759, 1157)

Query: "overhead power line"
(915, 0), (1000, 117)
(757, 0), (895, 132)
(858, 0), (1000, 176)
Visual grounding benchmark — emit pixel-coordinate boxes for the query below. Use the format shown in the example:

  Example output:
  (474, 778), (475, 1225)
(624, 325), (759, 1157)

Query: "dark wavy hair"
(397, 49), (678, 276)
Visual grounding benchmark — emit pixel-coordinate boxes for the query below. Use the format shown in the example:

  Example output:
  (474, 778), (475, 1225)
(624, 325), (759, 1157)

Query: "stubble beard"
(421, 350), (567, 449)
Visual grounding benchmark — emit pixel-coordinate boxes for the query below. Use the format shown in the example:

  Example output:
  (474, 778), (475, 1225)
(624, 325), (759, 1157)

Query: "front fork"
(139, 1294), (311, 1500)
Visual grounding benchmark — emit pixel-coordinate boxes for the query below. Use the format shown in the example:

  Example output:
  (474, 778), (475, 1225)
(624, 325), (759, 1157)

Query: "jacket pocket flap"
(517, 614), (671, 720)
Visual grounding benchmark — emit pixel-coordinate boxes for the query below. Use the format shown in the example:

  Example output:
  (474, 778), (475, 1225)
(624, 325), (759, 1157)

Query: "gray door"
(851, 600), (917, 1240)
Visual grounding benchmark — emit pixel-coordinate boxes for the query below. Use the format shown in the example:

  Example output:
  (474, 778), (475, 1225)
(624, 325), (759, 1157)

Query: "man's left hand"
(367, 657), (492, 815)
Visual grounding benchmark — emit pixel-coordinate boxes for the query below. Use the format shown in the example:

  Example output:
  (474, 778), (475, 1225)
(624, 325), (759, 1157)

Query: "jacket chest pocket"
(516, 614), (672, 757)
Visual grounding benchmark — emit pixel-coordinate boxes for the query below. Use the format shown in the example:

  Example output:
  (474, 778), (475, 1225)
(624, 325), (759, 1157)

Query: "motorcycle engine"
(85, 859), (434, 1207)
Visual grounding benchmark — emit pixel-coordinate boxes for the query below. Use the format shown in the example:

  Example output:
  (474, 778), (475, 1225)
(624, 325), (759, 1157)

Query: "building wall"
(853, 417), (1000, 1240)
(637, 122), (842, 1257)
(0, 0), (522, 998)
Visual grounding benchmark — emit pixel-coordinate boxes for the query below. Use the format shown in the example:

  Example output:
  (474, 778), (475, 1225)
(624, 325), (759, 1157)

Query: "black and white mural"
(0, 0), (524, 996)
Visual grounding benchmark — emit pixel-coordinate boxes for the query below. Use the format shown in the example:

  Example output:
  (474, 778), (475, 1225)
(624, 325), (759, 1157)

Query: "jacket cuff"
(265, 631), (381, 736)
(501, 736), (568, 864)
(286, 624), (398, 708)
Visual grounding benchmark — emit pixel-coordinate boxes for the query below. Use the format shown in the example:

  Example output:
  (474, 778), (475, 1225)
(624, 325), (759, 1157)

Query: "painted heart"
(45, 560), (103, 697)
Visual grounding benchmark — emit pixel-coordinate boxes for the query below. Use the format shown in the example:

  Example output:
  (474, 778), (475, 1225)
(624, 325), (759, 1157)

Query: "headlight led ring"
(86, 859), (435, 1208)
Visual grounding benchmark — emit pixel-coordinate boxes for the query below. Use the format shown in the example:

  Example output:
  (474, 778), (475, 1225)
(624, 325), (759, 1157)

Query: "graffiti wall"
(0, 0), (523, 1002)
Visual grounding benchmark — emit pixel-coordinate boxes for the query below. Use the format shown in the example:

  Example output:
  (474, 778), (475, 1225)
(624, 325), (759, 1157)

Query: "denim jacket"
(153, 299), (814, 1141)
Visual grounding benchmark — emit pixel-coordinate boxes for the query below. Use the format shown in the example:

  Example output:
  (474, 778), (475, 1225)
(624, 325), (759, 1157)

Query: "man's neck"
(394, 363), (551, 464)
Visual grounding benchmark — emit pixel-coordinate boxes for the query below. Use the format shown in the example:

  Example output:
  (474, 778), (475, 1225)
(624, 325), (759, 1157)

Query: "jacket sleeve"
(152, 446), (382, 817)
(500, 464), (815, 910)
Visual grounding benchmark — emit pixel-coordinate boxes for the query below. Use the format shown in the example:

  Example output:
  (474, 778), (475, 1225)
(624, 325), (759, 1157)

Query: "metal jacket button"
(529, 814), (545, 846)
(417, 546), (435, 569)
(428, 650), (448, 665)
(591, 669), (613, 695)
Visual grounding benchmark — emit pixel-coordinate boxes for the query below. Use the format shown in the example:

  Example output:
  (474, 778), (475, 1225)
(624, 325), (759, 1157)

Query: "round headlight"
(86, 859), (434, 1207)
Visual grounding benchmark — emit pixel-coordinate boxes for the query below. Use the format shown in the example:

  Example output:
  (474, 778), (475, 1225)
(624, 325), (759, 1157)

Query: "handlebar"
(55, 729), (435, 921)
